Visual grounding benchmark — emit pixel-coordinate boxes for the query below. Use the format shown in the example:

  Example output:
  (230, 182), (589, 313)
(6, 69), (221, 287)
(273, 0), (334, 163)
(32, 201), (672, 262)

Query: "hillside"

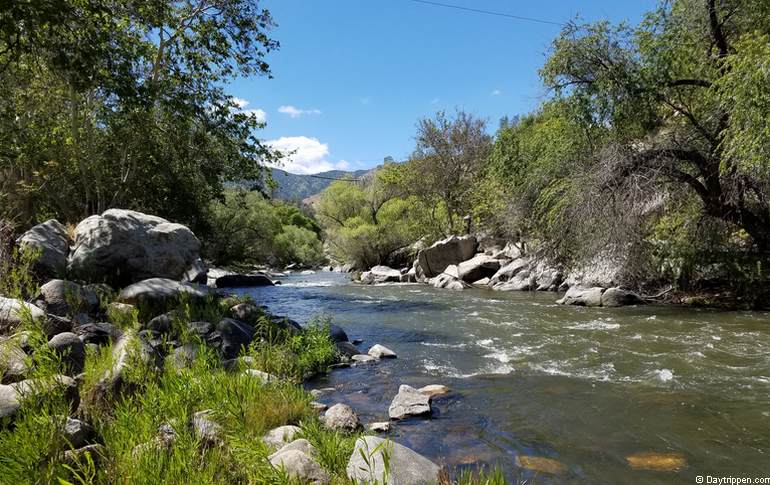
(268, 168), (371, 202)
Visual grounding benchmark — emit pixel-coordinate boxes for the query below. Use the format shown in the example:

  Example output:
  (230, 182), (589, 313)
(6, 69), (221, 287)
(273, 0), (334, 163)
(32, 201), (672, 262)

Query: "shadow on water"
(233, 271), (770, 484)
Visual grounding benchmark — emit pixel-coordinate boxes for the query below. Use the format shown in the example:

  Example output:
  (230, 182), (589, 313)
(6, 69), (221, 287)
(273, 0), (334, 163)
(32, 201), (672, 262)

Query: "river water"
(234, 271), (770, 483)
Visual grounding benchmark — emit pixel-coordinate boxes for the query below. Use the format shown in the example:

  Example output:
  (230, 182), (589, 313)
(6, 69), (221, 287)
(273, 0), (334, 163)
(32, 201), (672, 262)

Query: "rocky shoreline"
(354, 234), (648, 308)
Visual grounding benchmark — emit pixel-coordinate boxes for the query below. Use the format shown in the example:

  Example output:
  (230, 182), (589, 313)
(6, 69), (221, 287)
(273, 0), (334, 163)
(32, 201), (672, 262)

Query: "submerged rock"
(418, 384), (449, 398)
(346, 436), (441, 485)
(516, 455), (568, 475)
(625, 451), (686, 471)
(389, 385), (431, 420)
(351, 354), (376, 364)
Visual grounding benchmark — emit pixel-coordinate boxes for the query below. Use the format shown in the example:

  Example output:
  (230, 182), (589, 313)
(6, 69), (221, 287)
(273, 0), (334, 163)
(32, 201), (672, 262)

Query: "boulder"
(268, 439), (317, 460)
(368, 344), (396, 359)
(322, 403), (360, 432)
(16, 219), (70, 278)
(328, 324), (348, 343)
(556, 286), (605, 307)
(472, 277), (490, 286)
(534, 265), (563, 291)
(62, 417), (95, 448)
(183, 258), (208, 284)
(493, 270), (533, 291)
(0, 298), (45, 333)
(228, 303), (264, 326)
(429, 272), (470, 291)
(67, 209), (201, 286)
(336, 341), (360, 358)
(456, 254), (501, 283)
(0, 375), (79, 422)
(73, 321), (118, 345)
(47, 332), (86, 375)
(346, 436), (441, 485)
(601, 287), (644, 307)
(263, 425), (302, 449)
(216, 318), (256, 359)
(0, 335), (30, 384)
(388, 385), (431, 420)
(214, 274), (274, 288)
(269, 449), (330, 485)
(38, 280), (100, 317)
(489, 258), (530, 286)
(360, 266), (401, 285)
(192, 409), (223, 446)
(368, 422), (391, 433)
(167, 344), (199, 369)
(563, 251), (627, 288)
(243, 368), (278, 383)
(351, 354), (376, 364)
(89, 330), (160, 403)
(416, 235), (478, 278)
(117, 278), (209, 316)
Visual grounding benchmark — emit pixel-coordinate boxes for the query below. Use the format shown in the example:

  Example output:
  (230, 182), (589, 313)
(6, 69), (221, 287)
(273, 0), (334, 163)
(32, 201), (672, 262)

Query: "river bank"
(241, 271), (770, 484)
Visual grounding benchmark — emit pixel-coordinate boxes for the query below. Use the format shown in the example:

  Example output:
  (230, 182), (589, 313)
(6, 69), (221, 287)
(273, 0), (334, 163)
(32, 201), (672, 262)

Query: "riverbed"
(233, 271), (770, 483)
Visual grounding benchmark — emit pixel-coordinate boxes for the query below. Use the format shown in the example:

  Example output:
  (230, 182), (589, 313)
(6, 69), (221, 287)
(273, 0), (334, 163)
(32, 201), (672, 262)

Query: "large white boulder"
(556, 286), (605, 307)
(16, 219), (71, 278)
(360, 266), (402, 285)
(346, 436), (441, 485)
(456, 254), (501, 283)
(67, 209), (201, 285)
(416, 235), (478, 278)
(0, 298), (45, 333)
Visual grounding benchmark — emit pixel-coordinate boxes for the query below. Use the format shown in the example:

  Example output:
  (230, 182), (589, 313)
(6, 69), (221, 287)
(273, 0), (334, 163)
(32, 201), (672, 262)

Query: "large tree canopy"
(0, 0), (278, 229)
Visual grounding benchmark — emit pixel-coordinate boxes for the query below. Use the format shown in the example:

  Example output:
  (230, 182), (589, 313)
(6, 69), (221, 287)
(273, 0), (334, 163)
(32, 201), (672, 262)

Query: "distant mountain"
(267, 168), (371, 202)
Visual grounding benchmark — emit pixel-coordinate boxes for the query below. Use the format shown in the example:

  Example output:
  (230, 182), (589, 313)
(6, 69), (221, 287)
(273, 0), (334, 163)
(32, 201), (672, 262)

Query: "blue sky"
(231, 0), (654, 174)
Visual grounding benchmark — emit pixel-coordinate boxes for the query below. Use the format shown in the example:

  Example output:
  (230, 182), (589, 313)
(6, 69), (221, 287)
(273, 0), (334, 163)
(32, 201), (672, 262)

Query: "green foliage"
(0, 0), (279, 230)
(0, 246), (41, 300)
(203, 190), (325, 267)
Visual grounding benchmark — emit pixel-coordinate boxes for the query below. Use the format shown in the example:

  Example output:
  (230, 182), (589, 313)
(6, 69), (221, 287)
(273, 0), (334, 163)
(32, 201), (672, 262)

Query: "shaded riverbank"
(235, 271), (770, 483)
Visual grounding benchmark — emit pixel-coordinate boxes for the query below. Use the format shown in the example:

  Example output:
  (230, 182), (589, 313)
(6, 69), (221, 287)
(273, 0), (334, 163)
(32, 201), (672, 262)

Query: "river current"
(233, 271), (770, 483)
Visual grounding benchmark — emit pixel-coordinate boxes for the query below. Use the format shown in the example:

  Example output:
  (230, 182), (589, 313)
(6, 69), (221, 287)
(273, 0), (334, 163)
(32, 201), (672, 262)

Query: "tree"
(0, 0), (279, 229)
(406, 110), (492, 233)
(541, 0), (770, 251)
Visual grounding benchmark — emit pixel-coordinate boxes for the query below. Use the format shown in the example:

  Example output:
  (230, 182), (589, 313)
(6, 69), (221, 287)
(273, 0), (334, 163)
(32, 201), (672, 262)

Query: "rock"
(309, 401), (327, 412)
(534, 264), (563, 292)
(145, 313), (174, 334)
(227, 303), (264, 326)
(336, 341), (360, 358)
(310, 387), (335, 398)
(493, 270), (533, 291)
(563, 251), (627, 288)
(0, 297), (45, 333)
(429, 273), (470, 290)
(368, 344), (396, 359)
(489, 258), (530, 286)
(416, 235), (478, 278)
(360, 266), (401, 285)
(67, 209), (201, 286)
(188, 321), (213, 337)
(351, 354), (376, 364)
(368, 422), (391, 433)
(0, 375), (79, 421)
(244, 368), (278, 383)
(214, 273), (274, 288)
(216, 318), (256, 359)
(38, 280), (100, 317)
(516, 455), (568, 475)
(328, 324), (348, 343)
(269, 449), (330, 484)
(418, 384), (449, 398)
(300, 270), (315, 275)
(62, 417), (95, 448)
(346, 436), (441, 485)
(263, 425), (302, 449)
(16, 219), (71, 278)
(107, 302), (135, 320)
(183, 258), (208, 284)
(601, 287), (644, 307)
(389, 385), (431, 420)
(0, 335), (30, 384)
(556, 286), (605, 307)
(63, 444), (105, 467)
(625, 451), (687, 471)
(90, 330), (160, 403)
(322, 403), (360, 432)
(472, 277), (490, 286)
(72, 322), (120, 345)
(192, 410), (223, 446)
(456, 254), (502, 283)
(47, 332), (86, 375)
(269, 438), (317, 460)
(117, 278), (209, 316)
(167, 344), (199, 369)
(43, 314), (74, 338)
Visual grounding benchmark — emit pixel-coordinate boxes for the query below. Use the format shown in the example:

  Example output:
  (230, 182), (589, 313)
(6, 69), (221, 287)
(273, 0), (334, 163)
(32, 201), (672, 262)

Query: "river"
(233, 271), (770, 483)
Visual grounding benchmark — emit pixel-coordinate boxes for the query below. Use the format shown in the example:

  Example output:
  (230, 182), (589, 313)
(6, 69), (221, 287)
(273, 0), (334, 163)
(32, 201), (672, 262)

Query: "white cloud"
(491, 89), (502, 96)
(430, 98), (440, 104)
(278, 105), (322, 118)
(265, 136), (348, 174)
(230, 97), (266, 122)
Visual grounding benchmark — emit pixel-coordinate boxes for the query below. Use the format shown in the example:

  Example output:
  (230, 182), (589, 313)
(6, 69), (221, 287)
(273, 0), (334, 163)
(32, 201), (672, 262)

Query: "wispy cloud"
(266, 136), (348, 174)
(491, 89), (502, 96)
(430, 98), (440, 104)
(278, 105), (322, 118)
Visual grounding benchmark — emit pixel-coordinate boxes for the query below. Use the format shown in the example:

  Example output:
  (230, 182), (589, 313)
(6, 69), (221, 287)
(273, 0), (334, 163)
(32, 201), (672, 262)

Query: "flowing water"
(233, 271), (770, 483)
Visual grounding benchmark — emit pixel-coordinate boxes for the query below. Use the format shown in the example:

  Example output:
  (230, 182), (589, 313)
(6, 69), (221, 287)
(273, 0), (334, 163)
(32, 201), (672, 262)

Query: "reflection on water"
(234, 271), (770, 483)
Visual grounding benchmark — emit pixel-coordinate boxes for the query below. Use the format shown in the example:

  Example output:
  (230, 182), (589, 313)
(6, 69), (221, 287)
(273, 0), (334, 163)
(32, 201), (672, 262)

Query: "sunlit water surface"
(232, 272), (770, 483)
